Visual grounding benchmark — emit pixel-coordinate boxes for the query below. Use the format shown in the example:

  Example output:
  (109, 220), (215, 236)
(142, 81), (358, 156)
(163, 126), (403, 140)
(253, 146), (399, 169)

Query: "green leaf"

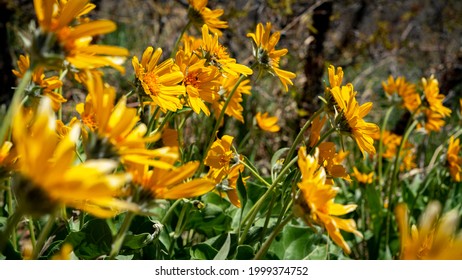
(122, 233), (154, 250)
(235, 245), (255, 260)
(213, 233), (231, 260)
(190, 243), (218, 260)
(63, 219), (112, 259)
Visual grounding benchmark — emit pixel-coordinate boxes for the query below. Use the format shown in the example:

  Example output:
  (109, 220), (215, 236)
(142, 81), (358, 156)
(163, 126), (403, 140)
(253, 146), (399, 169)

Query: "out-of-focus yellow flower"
(255, 112), (280, 132)
(317, 142), (350, 184)
(212, 76), (251, 123)
(331, 84), (379, 156)
(395, 201), (462, 259)
(295, 147), (362, 254)
(204, 135), (235, 181)
(162, 126), (179, 147)
(51, 243), (73, 260)
(0, 141), (17, 177)
(132, 47), (185, 112)
(32, 0), (128, 72)
(308, 114), (327, 147)
(188, 0), (227, 36)
(372, 130), (402, 159)
(200, 24), (253, 77)
(422, 75), (451, 117)
(77, 74), (173, 169)
(175, 49), (221, 116)
(422, 108), (446, 132)
(247, 22), (296, 92)
(12, 54), (66, 111)
(129, 154), (214, 200)
(447, 136), (462, 182)
(12, 97), (136, 218)
(382, 76), (421, 112)
(400, 148), (417, 172)
(351, 167), (373, 184)
(208, 162), (248, 208)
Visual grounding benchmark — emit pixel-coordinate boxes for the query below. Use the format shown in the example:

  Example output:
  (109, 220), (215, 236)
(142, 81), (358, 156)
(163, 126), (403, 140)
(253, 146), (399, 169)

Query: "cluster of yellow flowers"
(0, 0), (460, 260)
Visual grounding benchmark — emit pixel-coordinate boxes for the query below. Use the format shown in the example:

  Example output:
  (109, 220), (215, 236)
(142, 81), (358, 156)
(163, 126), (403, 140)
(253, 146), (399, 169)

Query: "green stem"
(0, 210), (23, 253)
(240, 158), (271, 187)
(0, 69), (32, 143)
(239, 156), (298, 244)
(283, 108), (324, 170)
(28, 218), (37, 252)
(384, 119), (418, 248)
(108, 211), (135, 259)
(378, 107), (394, 187)
(32, 213), (56, 259)
(5, 180), (17, 251)
(171, 20), (192, 58)
(161, 199), (182, 224)
(254, 213), (293, 260)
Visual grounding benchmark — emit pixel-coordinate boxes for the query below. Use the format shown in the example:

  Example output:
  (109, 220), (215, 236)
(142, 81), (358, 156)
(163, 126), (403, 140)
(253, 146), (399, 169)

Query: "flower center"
(143, 72), (160, 96)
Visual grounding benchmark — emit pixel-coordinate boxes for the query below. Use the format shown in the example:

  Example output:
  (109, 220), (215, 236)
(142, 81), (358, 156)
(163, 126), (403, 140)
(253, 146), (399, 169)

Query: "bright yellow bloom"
(12, 98), (136, 218)
(247, 22), (296, 91)
(351, 167), (373, 184)
(188, 0), (228, 36)
(382, 76), (421, 112)
(331, 84), (379, 156)
(395, 202), (462, 259)
(256, 112), (280, 132)
(208, 162), (248, 208)
(422, 75), (451, 117)
(422, 108), (446, 132)
(13, 54), (66, 111)
(175, 49), (222, 116)
(33, 0), (129, 72)
(308, 114), (327, 147)
(78, 74), (174, 169)
(132, 47), (185, 112)
(129, 156), (214, 200)
(200, 24), (253, 77)
(204, 135), (235, 181)
(212, 76), (251, 123)
(447, 136), (462, 182)
(317, 142), (350, 184)
(295, 147), (362, 254)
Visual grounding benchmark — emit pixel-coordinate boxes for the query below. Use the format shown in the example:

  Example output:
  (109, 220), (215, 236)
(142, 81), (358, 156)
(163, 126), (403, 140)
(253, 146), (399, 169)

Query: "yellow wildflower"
(317, 142), (350, 184)
(175, 49), (222, 116)
(382, 76), (421, 112)
(129, 156), (214, 200)
(12, 97), (136, 218)
(32, 0), (128, 72)
(200, 24), (253, 77)
(447, 136), (462, 182)
(422, 75), (451, 117)
(247, 22), (296, 91)
(351, 167), (373, 184)
(209, 162), (248, 208)
(395, 202), (462, 259)
(12, 54), (66, 111)
(308, 114), (327, 148)
(295, 147), (362, 254)
(255, 112), (280, 132)
(423, 108), (446, 132)
(51, 244), (73, 260)
(212, 76), (251, 123)
(188, 0), (228, 36)
(132, 47), (185, 112)
(204, 135), (235, 181)
(331, 84), (379, 156)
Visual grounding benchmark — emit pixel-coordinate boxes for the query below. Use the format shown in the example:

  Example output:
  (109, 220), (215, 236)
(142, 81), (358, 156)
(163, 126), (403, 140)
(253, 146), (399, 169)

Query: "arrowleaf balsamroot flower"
(447, 136), (462, 182)
(256, 112), (280, 132)
(13, 54), (66, 111)
(32, 0), (129, 72)
(200, 24), (253, 77)
(351, 167), (374, 184)
(247, 22), (296, 92)
(212, 76), (252, 123)
(12, 98), (137, 218)
(132, 47), (185, 112)
(395, 201), (462, 259)
(295, 147), (362, 254)
(204, 135), (236, 181)
(331, 84), (379, 157)
(188, 0), (228, 36)
(382, 76), (421, 112)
